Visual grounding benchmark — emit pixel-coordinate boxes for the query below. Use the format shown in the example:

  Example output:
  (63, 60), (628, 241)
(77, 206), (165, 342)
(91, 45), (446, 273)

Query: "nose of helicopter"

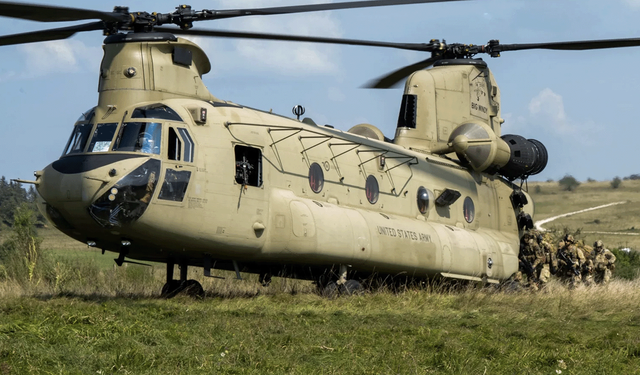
(36, 155), (159, 232)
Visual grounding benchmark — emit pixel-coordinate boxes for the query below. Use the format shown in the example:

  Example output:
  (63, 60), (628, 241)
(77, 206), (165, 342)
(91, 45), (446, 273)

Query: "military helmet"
(564, 234), (574, 243)
(537, 234), (543, 243)
(594, 240), (603, 249)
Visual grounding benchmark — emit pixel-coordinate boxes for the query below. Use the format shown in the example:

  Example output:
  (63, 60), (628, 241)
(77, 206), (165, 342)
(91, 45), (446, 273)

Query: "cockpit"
(61, 104), (189, 158)
(53, 103), (196, 228)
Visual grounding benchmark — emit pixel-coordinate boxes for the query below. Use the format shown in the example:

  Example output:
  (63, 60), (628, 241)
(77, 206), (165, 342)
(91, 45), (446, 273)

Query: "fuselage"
(35, 34), (534, 283)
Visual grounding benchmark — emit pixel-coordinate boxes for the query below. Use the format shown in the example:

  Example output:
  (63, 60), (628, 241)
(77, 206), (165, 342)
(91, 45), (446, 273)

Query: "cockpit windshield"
(87, 123), (118, 152)
(63, 123), (93, 155)
(113, 122), (162, 155)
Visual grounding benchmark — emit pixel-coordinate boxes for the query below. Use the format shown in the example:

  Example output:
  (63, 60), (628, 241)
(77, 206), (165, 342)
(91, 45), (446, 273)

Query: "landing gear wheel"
(320, 281), (339, 298)
(161, 280), (204, 299)
(181, 279), (205, 299)
(340, 279), (364, 296)
(161, 280), (183, 298)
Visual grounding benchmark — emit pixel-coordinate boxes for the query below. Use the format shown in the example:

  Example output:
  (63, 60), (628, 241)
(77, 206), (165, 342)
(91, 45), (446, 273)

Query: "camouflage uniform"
(536, 233), (556, 284)
(591, 240), (616, 284)
(519, 231), (545, 289)
(557, 234), (585, 287)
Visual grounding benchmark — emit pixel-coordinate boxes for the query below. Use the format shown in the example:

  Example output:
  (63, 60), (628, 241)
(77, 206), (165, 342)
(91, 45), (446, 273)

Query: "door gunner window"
(113, 122), (162, 155)
(235, 145), (262, 187)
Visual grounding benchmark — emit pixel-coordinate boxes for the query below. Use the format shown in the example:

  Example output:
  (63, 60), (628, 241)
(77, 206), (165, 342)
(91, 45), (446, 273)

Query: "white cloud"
(622, 0), (640, 9)
(201, 0), (344, 76)
(16, 40), (102, 78)
(528, 88), (572, 134)
(525, 88), (598, 146)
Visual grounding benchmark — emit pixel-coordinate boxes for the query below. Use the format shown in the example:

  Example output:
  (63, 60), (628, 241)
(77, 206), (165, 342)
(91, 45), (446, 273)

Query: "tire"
(340, 279), (364, 296)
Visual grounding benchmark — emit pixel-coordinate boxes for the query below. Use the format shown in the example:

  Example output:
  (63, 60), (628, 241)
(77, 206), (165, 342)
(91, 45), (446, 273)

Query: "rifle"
(518, 246), (538, 282)
(558, 250), (580, 276)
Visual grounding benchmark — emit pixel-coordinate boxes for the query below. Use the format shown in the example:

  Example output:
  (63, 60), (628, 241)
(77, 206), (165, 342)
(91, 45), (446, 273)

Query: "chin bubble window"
(417, 186), (431, 214)
(365, 175), (379, 204)
(308, 162), (324, 193)
(463, 196), (475, 223)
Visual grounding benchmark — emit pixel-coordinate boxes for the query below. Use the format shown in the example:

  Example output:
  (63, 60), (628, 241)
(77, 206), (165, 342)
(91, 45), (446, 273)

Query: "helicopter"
(2, 0), (639, 297)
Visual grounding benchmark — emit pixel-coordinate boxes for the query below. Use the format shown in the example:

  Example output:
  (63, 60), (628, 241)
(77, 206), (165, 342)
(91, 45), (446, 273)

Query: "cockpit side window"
(113, 122), (162, 155)
(167, 127), (182, 161)
(87, 123), (118, 153)
(62, 123), (94, 155)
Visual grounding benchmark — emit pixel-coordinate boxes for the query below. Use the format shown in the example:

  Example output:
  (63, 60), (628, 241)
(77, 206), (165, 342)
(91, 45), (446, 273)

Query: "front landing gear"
(317, 265), (364, 297)
(161, 261), (204, 298)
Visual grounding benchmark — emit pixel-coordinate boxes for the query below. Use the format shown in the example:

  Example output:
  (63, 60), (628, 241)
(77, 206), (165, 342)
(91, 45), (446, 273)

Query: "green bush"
(558, 174), (580, 191)
(611, 249), (640, 280)
(611, 176), (622, 189)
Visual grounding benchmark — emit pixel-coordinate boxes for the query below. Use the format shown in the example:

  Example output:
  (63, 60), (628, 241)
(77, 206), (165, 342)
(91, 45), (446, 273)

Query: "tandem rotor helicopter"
(2, 0), (638, 297)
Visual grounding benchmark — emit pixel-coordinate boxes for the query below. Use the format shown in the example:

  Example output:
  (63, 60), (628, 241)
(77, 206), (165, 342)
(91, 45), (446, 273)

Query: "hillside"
(529, 179), (640, 251)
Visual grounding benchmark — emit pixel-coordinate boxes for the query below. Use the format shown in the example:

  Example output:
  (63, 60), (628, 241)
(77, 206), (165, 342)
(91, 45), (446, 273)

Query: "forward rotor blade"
(157, 26), (431, 52)
(209, 0), (468, 20)
(496, 37), (640, 52)
(365, 56), (439, 88)
(0, 21), (103, 46)
(0, 1), (127, 22)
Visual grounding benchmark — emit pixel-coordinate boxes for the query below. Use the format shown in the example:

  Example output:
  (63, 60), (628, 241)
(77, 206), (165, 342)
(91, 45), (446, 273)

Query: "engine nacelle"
(498, 135), (548, 179)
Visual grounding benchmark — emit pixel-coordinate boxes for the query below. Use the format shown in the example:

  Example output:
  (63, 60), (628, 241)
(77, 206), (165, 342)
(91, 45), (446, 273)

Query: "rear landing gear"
(161, 261), (204, 298)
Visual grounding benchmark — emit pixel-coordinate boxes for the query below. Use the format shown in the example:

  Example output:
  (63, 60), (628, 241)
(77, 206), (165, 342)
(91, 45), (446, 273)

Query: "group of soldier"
(517, 230), (617, 289)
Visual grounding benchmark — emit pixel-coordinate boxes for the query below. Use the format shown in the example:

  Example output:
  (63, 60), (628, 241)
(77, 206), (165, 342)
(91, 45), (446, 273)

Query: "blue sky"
(1, 0), (640, 183)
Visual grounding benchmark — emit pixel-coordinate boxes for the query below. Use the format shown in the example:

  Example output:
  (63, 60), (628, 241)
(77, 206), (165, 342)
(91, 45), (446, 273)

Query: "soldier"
(592, 240), (616, 284)
(519, 230), (545, 289)
(536, 233), (556, 285)
(557, 234), (585, 288)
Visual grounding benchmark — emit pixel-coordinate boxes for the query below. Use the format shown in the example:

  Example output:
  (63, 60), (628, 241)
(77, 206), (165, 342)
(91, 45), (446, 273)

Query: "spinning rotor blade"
(157, 26), (430, 52)
(209, 0), (468, 20)
(0, 1), (127, 22)
(0, 21), (104, 46)
(493, 37), (640, 53)
(364, 56), (439, 88)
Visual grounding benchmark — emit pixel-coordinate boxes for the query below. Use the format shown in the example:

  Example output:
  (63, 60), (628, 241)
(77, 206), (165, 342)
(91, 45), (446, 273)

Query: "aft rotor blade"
(365, 56), (439, 88)
(209, 0), (468, 20)
(0, 1), (127, 22)
(495, 37), (640, 52)
(0, 21), (103, 46)
(157, 26), (431, 52)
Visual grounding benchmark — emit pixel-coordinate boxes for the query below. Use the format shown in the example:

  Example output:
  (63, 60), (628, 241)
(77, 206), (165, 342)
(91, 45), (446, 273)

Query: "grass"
(1, 280), (640, 374)
(1, 178), (640, 373)
(529, 179), (640, 250)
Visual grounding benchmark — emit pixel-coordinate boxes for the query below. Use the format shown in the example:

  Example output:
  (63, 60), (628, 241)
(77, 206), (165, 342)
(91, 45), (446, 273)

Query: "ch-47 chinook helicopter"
(3, 0), (639, 297)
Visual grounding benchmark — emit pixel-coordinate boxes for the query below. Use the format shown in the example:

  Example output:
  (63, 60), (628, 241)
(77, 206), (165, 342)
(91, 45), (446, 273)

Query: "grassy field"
(529, 179), (640, 250)
(1, 280), (640, 374)
(1, 178), (640, 374)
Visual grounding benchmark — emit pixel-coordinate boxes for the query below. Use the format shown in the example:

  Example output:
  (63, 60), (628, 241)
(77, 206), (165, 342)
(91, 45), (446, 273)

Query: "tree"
(558, 174), (580, 191)
(611, 176), (622, 189)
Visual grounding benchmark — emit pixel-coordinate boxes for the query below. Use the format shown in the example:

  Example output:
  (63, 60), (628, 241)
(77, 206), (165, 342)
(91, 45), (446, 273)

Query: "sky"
(1, 0), (640, 183)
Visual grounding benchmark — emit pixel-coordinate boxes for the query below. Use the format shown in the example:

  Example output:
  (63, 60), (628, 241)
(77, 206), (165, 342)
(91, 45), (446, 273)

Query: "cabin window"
(63, 123), (93, 155)
(87, 123), (118, 152)
(167, 127), (182, 161)
(397, 94), (417, 129)
(309, 162), (324, 193)
(158, 169), (191, 202)
(365, 175), (379, 204)
(235, 145), (262, 187)
(417, 186), (432, 214)
(463, 196), (475, 223)
(132, 104), (183, 121)
(113, 122), (162, 155)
